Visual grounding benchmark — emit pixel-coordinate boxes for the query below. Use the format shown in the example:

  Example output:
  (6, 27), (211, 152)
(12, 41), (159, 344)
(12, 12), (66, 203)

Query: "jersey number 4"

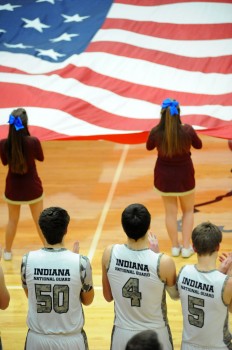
(35, 284), (69, 314)
(122, 277), (142, 307)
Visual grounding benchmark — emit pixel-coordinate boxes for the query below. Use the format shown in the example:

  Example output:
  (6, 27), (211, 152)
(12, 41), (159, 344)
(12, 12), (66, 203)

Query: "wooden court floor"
(0, 135), (231, 350)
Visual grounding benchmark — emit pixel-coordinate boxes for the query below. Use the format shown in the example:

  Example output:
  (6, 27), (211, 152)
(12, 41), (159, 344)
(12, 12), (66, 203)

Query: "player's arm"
(80, 255), (94, 306)
(81, 289), (94, 306)
(159, 254), (179, 300)
(223, 277), (232, 313)
(102, 245), (113, 302)
(0, 248), (10, 309)
(219, 253), (232, 313)
(23, 288), (28, 298)
(0, 265), (10, 310)
(21, 253), (29, 298)
(218, 252), (232, 275)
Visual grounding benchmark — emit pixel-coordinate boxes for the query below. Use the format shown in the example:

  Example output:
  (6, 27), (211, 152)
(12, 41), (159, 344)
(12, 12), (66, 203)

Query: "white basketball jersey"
(107, 244), (169, 330)
(177, 265), (232, 349)
(21, 248), (91, 335)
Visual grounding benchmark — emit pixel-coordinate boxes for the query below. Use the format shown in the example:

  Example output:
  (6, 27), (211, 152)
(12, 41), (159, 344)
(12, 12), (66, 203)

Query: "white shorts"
(25, 329), (88, 350)
(111, 325), (173, 350)
(181, 342), (232, 350)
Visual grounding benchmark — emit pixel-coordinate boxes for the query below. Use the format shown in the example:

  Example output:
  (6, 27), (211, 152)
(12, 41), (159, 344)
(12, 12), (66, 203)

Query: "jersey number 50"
(35, 284), (69, 314)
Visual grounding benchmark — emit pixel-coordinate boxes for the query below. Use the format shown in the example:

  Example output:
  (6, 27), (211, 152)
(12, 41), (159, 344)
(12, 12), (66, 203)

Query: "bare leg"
(29, 200), (45, 245)
(179, 192), (195, 249)
(162, 196), (179, 247)
(5, 203), (21, 252)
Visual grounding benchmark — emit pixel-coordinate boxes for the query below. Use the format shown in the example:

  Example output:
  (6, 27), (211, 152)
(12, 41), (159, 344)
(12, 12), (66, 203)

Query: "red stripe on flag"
(1, 71), (232, 112)
(103, 19), (232, 41)
(86, 42), (232, 74)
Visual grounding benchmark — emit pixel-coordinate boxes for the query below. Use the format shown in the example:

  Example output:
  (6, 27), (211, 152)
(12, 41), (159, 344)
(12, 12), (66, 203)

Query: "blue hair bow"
(8, 115), (24, 131)
(161, 98), (179, 116)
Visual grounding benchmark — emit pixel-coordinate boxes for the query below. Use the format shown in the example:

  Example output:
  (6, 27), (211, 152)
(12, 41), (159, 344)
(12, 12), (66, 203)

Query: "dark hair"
(192, 222), (222, 255)
(154, 100), (191, 157)
(125, 330), (163, 350)
(39, 207), (70, 245)
(121, 204), (151, 241)
(6, 108), (30, 174)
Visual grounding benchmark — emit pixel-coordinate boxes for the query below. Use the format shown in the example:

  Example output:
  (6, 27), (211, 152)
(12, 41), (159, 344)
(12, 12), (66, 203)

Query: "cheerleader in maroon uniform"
(146, 99), (202, 258)
(0, 108), (45, 260)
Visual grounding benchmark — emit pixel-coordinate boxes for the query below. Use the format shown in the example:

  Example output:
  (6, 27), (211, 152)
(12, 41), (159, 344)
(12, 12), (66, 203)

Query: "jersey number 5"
(188, 295), (204, 328)
(122, 277), (142, 307)
(35, 284), (69, 314)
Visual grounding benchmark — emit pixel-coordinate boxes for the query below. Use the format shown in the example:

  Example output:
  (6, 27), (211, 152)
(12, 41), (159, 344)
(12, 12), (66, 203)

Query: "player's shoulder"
(159, 253), (176, 271)
(25, 249), (40, 257)
(225, 276), (232, 291)
(102, 244), (114, 264)
(160, 253), (175, 264)
(103, 244), (115, 254)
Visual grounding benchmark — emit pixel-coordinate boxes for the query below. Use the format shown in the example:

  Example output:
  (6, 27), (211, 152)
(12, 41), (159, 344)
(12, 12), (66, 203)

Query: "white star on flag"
(22, 17), (50, 33)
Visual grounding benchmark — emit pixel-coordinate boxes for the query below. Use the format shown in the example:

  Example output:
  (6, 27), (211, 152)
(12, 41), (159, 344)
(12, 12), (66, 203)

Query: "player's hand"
(148, 232), (159, 253)
(73, 241), (80, 254)
(218, 252), (232, 275)
(219, 252), (229, 262)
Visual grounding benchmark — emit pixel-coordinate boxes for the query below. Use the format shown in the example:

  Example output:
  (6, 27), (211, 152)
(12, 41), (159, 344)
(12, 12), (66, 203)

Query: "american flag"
(0, 0), (231, 143)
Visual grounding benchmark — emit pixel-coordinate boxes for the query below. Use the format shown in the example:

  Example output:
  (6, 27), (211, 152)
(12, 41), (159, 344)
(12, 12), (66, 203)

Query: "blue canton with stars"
(0, 0), (112, 62)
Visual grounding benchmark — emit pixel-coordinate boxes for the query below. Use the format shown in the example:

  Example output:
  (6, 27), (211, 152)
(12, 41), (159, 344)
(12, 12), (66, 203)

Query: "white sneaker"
(171, 246), (181, 257)
(182, 246), (194, 258)
(3, 251), (12, 261)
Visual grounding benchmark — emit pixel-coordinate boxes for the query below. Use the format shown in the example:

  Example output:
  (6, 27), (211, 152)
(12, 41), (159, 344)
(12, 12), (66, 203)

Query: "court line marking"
(87, 144), (129, 262)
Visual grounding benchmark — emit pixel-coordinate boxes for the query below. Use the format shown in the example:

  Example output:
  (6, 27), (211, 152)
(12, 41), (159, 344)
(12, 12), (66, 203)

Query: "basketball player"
(0, 250), (10, 311)
(102, 203), (179, 350)
(177, 222), (232, 350)
(21, 207), (94, 350)
(0, 247), (10, 350)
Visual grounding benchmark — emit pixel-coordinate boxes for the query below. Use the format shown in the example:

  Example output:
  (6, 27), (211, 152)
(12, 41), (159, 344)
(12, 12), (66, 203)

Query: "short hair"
(39, 207), (70, 245)
(192, 222), (222, 255)
(121, 203), (151, 241)
(125, 330), (163, 350)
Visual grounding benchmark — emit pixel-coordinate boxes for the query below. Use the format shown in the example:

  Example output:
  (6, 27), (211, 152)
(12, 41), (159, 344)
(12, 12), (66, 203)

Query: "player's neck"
(196, 252), (217, 271)
(126, 236), (148, 250)
(44, 242), (65, 249)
